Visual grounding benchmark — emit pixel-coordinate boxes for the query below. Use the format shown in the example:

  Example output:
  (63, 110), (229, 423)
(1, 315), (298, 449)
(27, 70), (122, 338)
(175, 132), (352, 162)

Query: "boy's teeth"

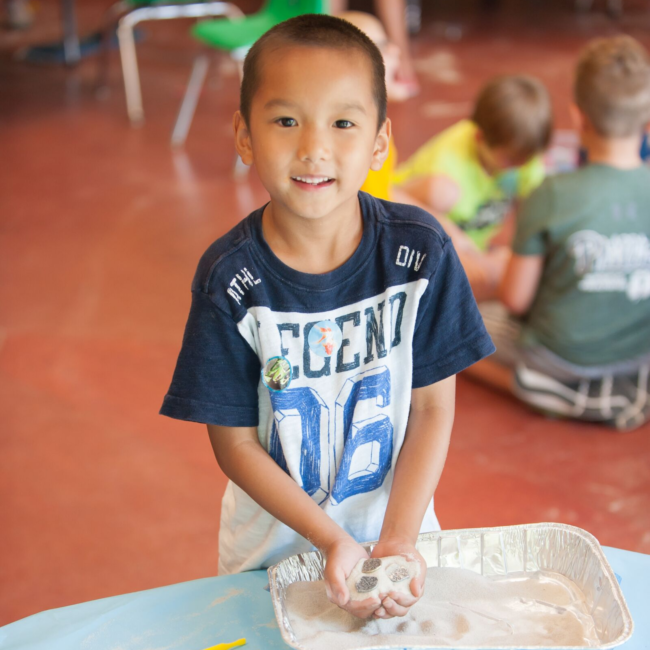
(294, 176), (330, 184)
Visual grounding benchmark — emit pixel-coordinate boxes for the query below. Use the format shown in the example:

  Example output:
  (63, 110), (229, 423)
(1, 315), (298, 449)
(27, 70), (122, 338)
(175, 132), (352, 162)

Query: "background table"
(1, 546), (647, 650)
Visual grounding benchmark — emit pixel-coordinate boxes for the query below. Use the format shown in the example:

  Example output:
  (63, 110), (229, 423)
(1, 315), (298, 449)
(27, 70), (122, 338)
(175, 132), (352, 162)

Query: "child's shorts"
(479, 302), (650, 431)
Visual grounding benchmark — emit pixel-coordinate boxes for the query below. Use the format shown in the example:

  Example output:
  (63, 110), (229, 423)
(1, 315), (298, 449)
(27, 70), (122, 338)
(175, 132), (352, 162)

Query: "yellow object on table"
(203, 638), (246, 650)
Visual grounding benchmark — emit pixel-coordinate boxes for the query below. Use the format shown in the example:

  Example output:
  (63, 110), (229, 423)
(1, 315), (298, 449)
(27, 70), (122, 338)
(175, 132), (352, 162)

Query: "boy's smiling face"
(234, 45), (390, 223)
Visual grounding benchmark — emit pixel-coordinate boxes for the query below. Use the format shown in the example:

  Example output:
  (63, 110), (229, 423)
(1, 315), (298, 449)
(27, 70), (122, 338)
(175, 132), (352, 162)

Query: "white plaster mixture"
(285, 567), (601, 649)
(346, 555), (420, 601)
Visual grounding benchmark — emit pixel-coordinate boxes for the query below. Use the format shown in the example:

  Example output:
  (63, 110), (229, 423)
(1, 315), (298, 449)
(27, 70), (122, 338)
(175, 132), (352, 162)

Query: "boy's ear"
(569, 103), (588, 133)
(233, 110), (254, 166)
(370, 118), (392, 172)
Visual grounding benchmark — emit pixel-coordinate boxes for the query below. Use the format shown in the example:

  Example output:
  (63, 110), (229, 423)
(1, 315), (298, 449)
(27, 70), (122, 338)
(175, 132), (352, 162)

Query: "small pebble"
(356, 576), (378, 593)
(388, 566), (410, 583)
(362, 558), (382, 573)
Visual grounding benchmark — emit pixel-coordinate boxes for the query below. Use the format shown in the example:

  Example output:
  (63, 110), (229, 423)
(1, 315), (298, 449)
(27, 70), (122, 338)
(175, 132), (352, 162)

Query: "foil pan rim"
(267, 522), (633, 650)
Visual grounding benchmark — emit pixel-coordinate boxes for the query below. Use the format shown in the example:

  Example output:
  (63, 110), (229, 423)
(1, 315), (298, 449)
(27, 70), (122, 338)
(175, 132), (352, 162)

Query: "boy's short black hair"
(240, 14), (387, 129)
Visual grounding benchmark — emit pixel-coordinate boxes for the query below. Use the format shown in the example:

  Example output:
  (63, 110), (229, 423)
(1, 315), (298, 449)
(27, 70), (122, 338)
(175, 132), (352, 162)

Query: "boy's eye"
(277, 117), (297, 127)
(335, 120), (354, 129)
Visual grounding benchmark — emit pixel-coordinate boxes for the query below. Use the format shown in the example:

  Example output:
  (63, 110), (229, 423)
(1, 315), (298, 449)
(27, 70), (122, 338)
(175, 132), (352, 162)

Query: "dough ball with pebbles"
(346, 555), (420, 601)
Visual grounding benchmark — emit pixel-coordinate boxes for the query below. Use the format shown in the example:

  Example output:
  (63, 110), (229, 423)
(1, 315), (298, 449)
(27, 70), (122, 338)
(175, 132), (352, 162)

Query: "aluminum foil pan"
(267, 523), (633, 650)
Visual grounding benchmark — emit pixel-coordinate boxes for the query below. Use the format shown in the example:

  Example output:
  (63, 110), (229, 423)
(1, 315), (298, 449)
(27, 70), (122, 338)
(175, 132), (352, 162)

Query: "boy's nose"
(298, 127), (331, 163)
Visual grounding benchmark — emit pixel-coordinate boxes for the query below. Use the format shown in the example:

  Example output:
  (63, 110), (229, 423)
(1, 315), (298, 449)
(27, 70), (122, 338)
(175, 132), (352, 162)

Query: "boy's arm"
(206, 424), (382, 618)
(499, 253), (544, 315)
(500, 174), (550, 314)
(371, 375), (456, 618)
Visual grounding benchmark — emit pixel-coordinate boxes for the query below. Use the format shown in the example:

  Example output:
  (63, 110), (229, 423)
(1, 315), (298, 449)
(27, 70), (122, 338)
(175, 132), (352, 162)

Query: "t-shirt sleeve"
(517, 155), (546, 199)
(512, 178), (553, 256)
(392, 137), (441, 185)
(160, 290), (261, 427)
(412, 241), (495, 388)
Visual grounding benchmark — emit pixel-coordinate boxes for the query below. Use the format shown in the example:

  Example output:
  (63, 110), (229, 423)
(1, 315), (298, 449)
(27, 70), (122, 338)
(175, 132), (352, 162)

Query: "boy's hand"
(370, 537), (427, 619)
(322, 537), (381, 619)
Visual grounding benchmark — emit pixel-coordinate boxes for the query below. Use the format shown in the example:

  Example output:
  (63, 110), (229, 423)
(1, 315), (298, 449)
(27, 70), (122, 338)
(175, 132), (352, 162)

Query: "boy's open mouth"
(291, 176), (335, 189)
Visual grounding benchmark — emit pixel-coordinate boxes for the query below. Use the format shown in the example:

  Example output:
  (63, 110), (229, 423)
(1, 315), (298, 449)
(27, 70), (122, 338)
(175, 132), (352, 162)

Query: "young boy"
(471, 35), (650, 431)
(160, 14), (494, 619)
(394, 76), (553, 300)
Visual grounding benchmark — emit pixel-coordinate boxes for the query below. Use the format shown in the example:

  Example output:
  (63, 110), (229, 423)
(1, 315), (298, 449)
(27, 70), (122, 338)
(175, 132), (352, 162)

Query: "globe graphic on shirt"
(307, 320), (343, 357)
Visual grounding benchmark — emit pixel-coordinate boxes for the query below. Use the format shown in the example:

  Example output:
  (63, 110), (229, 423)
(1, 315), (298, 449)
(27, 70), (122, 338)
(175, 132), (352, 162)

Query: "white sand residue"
(285, 567), (600, 649)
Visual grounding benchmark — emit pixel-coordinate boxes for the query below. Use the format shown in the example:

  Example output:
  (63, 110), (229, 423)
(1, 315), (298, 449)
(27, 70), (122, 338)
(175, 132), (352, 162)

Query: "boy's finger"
(410, 575), (423, 598)
(387, 590), (417, 608)
(335, 586), (350, 607)
(332, 567), (350, 606)
(346, 594), (375, 607)
(325, 571), (348, 607)
(324, 581), (341, 606)
(381, 597), (409, 618)
(345, 596), (381, 619)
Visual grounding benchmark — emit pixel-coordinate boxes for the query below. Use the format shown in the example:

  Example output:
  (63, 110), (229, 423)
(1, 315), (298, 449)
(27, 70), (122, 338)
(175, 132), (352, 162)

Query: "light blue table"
(1, 547), (647, 650)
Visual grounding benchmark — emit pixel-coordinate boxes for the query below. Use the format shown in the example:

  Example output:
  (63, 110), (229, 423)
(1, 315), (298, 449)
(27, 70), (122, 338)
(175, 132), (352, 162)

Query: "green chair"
(171, 0), (328, 147)
(193, 0), (328, 55)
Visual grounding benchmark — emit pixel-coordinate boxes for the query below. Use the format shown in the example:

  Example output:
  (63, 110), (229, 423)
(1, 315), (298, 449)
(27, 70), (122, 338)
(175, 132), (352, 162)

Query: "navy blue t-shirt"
(161, 192), (494, 574)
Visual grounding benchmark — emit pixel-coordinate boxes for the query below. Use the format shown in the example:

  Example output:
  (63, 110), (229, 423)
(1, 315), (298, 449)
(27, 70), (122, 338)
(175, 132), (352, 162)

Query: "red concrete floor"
(2, 0), (650, 627)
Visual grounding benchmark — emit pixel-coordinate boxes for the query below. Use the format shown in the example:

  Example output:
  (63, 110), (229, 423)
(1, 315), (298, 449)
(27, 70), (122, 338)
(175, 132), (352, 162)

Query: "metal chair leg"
(116, 2), (243, 126)
(117, 19), (144, 125)
(171, 54), (210, 147)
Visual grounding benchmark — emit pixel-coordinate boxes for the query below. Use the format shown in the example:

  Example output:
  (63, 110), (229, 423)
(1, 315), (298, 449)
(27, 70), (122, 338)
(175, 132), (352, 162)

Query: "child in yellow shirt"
(394, 77), (553, 300)
(343, 15), (553, 301)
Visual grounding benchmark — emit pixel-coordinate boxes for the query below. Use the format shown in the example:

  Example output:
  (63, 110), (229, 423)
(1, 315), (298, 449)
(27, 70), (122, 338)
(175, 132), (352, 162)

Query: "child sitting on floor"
(470, 35), (650, 431)
(394, 76), (553, 301)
